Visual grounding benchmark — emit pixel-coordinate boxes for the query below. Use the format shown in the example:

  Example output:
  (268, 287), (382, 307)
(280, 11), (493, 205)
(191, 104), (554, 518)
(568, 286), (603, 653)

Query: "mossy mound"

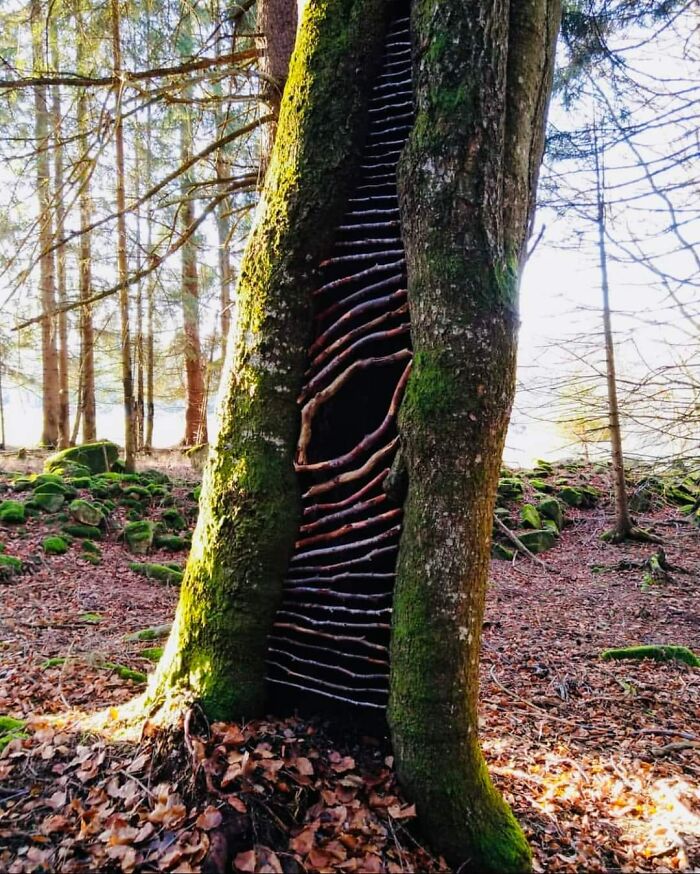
(81, 540), (100, 555)
(154, 533), (188, 552)
(62, 523), (103, 541)
(528, 478), (551, 493)
(125, 624), (171, 642)
(492, 542), (514, 561)
(520, 504), (541, 529)
(124, 520), (155, 554)
(557, 485), (599, 509)
(537, 496), (564, 531)
(518, 529), (557, 554)
(601, 645), (699, 667)
(161, 508), (186, 531)
(0, 554), (23, 577)
(33, 491), (65, 513)
(68, 476), (95, 490)
(0, 500), (25, 524)
(103, 662), (147, 684)
(45, 440), (119, 475)
(69, 499), (104, 527)
(140, 646), (163, 662)
(123, 484), (151, 500)
(129, 562), (183, 585)
(498, 477), (524, 501)
(43, 536), (69, 555)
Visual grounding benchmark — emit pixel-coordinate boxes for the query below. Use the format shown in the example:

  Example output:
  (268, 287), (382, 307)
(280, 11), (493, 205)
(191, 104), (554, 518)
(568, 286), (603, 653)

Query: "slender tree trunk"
(256, 0), (297, 170)
(50, 24), (70, 449)
(111, 0), (136, 470)
(179, 7), (207, 447)
(0, 346), (5, 450)
(134, 150), (145, 451)
(144, 64), (155, 452)
(595, 137), (632, 539)
(32, 0), (60, 448)
(149, 2), (560, 870)
(75, 8), (97, 443)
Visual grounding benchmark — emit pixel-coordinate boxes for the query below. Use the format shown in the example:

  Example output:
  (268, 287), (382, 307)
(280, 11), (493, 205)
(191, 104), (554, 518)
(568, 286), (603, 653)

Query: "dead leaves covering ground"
(0, 458), (699, 872)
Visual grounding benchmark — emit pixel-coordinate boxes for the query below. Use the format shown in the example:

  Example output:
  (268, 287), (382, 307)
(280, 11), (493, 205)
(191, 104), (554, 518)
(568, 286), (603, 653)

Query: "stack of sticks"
(266, 11), (414, 711)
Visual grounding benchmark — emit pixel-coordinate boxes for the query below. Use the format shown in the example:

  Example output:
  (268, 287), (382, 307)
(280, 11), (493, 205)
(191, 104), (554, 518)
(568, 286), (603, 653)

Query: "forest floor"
(0, 454), (698, 873)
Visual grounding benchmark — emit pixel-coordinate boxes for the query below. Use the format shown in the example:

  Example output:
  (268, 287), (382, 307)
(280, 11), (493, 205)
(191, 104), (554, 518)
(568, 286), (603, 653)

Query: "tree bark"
(179, 9), (208, 448)
(149, 0), (392, 719)
(389, 4), (559, 869)
(31, 0), (60, 448)
(111, 0), (136, 470)
(256, 0), (297, 169)
(594, 135), (632, 540)
(50, 23), (70, 449)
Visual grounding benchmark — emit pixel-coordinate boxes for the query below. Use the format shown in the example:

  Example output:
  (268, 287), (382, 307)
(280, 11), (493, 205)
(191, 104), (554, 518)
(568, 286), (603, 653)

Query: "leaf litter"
(0, 459), (699, 872)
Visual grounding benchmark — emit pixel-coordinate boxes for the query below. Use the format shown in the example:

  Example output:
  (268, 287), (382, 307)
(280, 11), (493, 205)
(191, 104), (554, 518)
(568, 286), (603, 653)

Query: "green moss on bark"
(147, 0), (393, 721)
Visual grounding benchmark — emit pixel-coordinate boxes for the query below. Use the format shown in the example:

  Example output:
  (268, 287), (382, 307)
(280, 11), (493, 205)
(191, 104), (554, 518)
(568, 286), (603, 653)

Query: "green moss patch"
(45, 440), (119, 475)
(0, 715), (27, 750)
(0, 500), (25, 524)
(43, 536), (69, 555)
(125, 624), (171, 642)
(103, 662), (147, 684)
(124, 520), (155, 554)
(0, 554), (23, 576)
(140, 647), (163, 662)
(62, 524), (103, 540)
(154, 533), (188, 552)
(601, 645), (699, 667)
(129, 562), (183, 585)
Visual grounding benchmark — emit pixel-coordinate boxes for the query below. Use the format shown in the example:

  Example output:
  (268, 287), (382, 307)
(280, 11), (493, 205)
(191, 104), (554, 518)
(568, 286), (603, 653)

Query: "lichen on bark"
(147, 0), (392, 720)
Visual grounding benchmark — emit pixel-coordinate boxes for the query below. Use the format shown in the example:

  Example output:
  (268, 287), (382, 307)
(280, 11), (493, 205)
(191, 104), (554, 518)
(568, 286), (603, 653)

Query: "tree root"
(601, 525), (663, 544)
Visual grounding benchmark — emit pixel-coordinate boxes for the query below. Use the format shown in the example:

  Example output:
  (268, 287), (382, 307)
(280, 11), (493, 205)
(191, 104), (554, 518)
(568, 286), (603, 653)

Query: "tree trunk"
(388, 3), (559, 867)
(31, 0), (60, 448)
(149, 1), (560, 870)
(256, 0), (297, 169)
(595, 137), (632, 540)
(111, 0), (136, 470)
(50, 24), (70, 449)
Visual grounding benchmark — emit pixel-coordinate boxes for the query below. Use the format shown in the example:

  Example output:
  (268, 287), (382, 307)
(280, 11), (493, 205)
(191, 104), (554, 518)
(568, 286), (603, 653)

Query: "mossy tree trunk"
(149, 0), (392, 719)
(150, 0), (560, 870)
(389, 3), (559, 870)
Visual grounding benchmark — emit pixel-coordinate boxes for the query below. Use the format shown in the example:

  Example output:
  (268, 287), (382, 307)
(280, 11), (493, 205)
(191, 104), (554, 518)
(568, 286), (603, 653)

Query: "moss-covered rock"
(520, 504), (541, 529)
(497, 477), (524, 501)
(528, 477), (551, 493)
(33, 491), (65, 513)
(154, 533), (188, 552)
(557, 486), (584, 507)
(601, 645), (699, 668)
(491, 542), (514, 561)
(537, 496), (564, 531)
(0, 500), (25, 524)
(125, 624), (171, 642)
(43, 536), (69, 555)
(69, 476), (94, 490)
(69, 499), (104, 527)
(0, 554), (23, 577)
(518, 529), (557, 554)
(161, 508), (186, 531)
(103, 662), (147, 684)
(45, 440), (119, 475)
(62, 523), (103, 540)
(124, 520), (155, 554)
(129, 561), (183, 585)
(141, 647), (163, 662)
(81, 539), (100, 555)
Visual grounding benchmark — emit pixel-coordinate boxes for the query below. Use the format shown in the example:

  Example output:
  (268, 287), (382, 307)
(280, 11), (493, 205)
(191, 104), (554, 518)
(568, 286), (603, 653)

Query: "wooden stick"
(287, 544), (399, 575)
(294, 508), (402, 549)
(290, 524), (402, 564)
(268, 634), (389, 666)
(493, 515), (551, 572)
(303, 468), (389, 516)
(272, 622), (388, 652)
(282, 601), (391, 617)
(319, 248), (402, 267)
(299, 494), (387, 534)
(300, 326), (409, 402)
(268, 647), (389, 681)
(306, 305), (408, 374)
(267, 660), (388, 695)
(312, 258), (404, 297)
(283, 586), (392, 602)
(302, 439), (399, 498)
(298, 360), (411, 469)
(314, 275), (404, 331)
(296, 351), (410, 464)
(266, 676), (385, 709)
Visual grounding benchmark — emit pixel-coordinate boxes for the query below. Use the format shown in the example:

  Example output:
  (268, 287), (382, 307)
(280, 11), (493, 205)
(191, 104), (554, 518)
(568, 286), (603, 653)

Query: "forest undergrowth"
(0, 454), (698, 873)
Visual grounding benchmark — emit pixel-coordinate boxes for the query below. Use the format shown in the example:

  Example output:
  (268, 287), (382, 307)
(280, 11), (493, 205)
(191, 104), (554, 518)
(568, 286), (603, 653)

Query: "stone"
(518, 529), (557, 554)
(43, 536), (69, 555)
(520, 504), (541, 529)
(33, 491), (65, 513)
(537, 496), (564, 530)
(69, 499), (104, 527)
(45, 440), (119, 475)
(124, 520), (155, 554)
(0, 500), (25, 524)
(491, 542), (514, 561)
